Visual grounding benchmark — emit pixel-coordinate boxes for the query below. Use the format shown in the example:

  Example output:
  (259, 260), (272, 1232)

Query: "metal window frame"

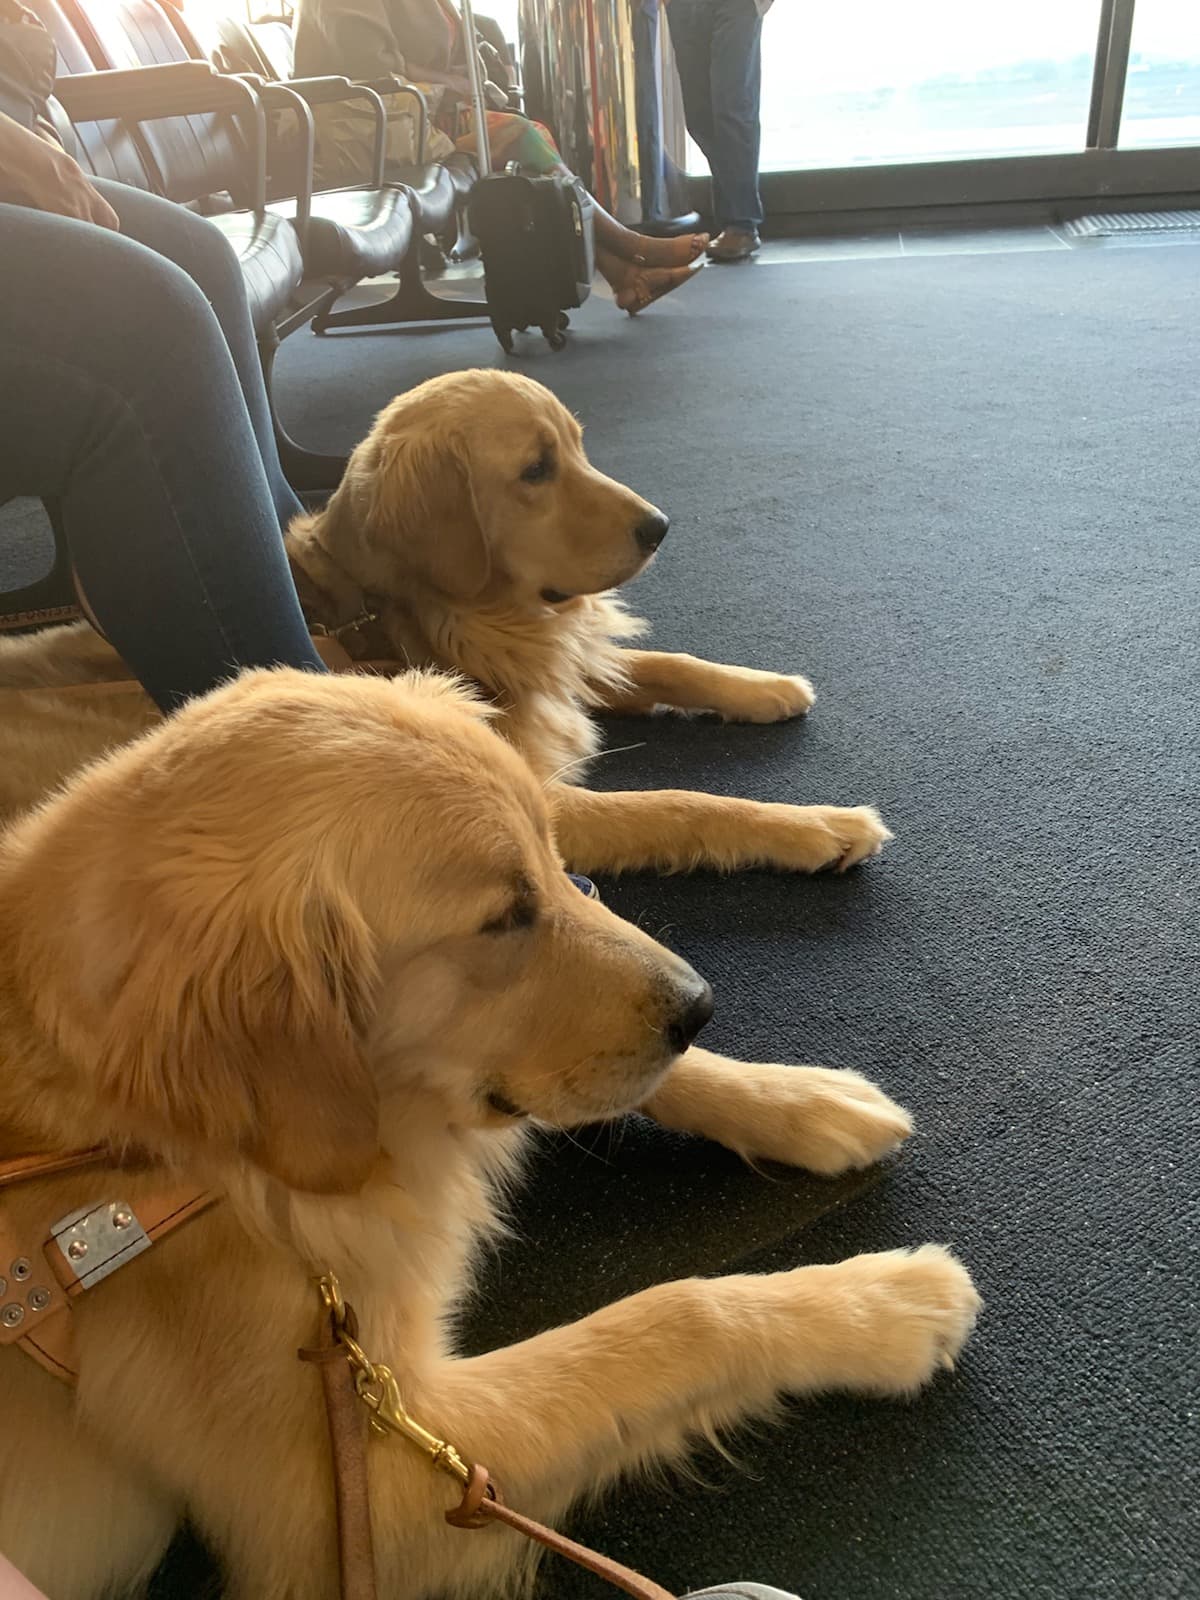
(1088, 0), (1137, 150)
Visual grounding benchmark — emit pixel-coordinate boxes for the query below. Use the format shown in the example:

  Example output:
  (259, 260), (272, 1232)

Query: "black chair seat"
(441, 150), (478, 202)
(208, 209), (304, 334)
(393, 162), (457, 234)
(273, 184), (415, 280)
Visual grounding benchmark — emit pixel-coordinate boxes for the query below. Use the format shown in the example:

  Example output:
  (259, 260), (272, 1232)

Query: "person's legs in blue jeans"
(708, 0), (763, 232)
(668, 0), (762, 234)
(0, 186), (325, 711)
(94, 178), (302, 533)
(633, 0), (668, 221)
(666, 0), (718, 175)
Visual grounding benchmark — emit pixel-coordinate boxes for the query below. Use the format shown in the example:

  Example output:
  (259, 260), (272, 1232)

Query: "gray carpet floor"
(4, 238), (1197, 1599)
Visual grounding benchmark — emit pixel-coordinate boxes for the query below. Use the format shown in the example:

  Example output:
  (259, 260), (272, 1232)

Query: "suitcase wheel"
(543, 322), (567, 351)
(490, 318), (515, 355)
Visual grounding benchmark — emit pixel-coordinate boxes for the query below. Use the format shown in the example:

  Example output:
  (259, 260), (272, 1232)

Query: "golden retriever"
(1, 369), (890, 875)
(286, 370), (892, 876)
(0, 670), (977, 1600)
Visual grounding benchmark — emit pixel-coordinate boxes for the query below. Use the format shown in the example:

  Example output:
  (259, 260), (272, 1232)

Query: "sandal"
(615, 260), (704, 316)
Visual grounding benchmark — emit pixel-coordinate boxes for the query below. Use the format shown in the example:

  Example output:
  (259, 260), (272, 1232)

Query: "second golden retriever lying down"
(287, 370), (891, 876)
(2, 369), (890, 876)
(0, 670), (977, 1600)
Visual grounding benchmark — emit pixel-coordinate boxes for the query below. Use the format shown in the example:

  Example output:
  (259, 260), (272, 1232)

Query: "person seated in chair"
(294, 0), (708, 314)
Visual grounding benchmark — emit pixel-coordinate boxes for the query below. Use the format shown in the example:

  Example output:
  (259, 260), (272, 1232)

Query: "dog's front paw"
(775, 804), (892, 871)
(726, 670), (816, 723)
(738, 1065), (912, 1174)
(813, 1247), (981, 1397)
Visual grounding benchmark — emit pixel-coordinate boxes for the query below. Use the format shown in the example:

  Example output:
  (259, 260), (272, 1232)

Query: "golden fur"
(2, 369), (890, 874)
(0, 671), (977, 1600)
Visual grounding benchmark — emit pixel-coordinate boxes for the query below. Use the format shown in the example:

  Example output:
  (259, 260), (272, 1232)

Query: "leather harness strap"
(0, 1148), (107, 1185)
(0, 1149), (217, 1383)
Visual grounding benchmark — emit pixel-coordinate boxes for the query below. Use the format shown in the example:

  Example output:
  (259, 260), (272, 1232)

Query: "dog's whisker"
(542, 741), (647, 790)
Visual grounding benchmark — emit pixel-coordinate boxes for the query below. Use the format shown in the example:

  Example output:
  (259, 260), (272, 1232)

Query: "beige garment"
(295, 0), (458, 183)
(294, 0), (454, 79)
(310, 81), (459, 189)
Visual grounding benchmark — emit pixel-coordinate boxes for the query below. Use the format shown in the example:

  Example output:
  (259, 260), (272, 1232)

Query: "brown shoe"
(707, 227), (761, 263)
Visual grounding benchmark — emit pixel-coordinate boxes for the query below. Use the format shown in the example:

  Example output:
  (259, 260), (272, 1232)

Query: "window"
(754, 0), (1104, 171)
(1119, 0), (1200, 149)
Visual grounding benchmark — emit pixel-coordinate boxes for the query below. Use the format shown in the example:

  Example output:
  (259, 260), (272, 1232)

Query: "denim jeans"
(634, 0), (668, 222)
(0, 179), (326, 711)
(666, 0), (764, 231)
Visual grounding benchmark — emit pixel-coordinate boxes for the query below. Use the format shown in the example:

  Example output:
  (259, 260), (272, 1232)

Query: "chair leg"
(259, 331), (348, 494)
(420, 237), (448, 273)
(311, 236), (488, 334)
(0, 499), (82, 631)
(447, 186), (479, 262)
(449, 210), (479, 262)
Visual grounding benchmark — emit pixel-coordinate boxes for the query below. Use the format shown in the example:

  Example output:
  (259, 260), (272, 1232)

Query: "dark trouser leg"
(706, 0), (763, 230)
(666, 0), (719, 211)
(0, 193), (325, 712)
(634, 0), (667, 221)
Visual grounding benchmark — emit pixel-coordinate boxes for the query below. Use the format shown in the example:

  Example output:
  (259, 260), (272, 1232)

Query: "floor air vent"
(1065, 210), (1200, 238)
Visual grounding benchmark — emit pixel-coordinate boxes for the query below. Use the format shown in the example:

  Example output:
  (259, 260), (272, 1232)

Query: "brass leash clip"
(317, 1274), (472, 1485)
(307, 1272), (677, 1600)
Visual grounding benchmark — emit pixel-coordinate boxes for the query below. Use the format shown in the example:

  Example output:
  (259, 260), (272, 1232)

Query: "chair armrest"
(55, 66), (267, 213)
(275, 76), (388, 188)
(274, 74), (358, 100)
(353, 75), (430, 163)
(242, 77), (315, 248)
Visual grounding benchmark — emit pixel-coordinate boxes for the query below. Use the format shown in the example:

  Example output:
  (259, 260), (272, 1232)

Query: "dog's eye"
(520, 454), (553, 485)
(480, 895), (538, 935)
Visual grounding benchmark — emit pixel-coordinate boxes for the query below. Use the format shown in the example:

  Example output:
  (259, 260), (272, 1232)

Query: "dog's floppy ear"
(80, 875), (381, 1194)
(364, 427), (492, 600)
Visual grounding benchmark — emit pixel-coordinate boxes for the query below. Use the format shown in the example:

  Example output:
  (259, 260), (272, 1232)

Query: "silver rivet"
(1, 1304), (24, 1328)
(10, 1257), (31, 1281)
(66, 1239), (88, 1261)
(111, 1209), (133, 1230)
(0, 1277), (6, 1297)
(28, 1287), (51, 1312)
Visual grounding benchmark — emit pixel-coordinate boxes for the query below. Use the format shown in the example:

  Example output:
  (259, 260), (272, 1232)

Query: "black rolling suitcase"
(470, 173), (594, 351)
(460, 0), (594, 352)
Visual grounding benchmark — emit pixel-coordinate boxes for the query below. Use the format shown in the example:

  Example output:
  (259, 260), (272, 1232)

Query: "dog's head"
(317, 370), (669, 609)
(9, 672), (710, 1194)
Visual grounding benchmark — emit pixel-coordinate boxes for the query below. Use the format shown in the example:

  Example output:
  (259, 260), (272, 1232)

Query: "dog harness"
(1, 1157), (673, 1600)
(0, 1148), (216, 1382)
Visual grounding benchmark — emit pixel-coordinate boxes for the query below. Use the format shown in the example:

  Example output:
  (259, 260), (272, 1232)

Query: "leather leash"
(299, 1296), (379, 1600)
(301, 1275), (677, 1600)
(445, 1463), (677, 1600)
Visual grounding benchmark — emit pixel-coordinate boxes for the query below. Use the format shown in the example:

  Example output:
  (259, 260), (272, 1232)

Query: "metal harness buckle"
(50, 1199), (151, 1290)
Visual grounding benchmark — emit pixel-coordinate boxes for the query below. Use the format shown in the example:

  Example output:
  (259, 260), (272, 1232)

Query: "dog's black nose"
(666, 979), (715, 1054)
(634, 512), (670, 554)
